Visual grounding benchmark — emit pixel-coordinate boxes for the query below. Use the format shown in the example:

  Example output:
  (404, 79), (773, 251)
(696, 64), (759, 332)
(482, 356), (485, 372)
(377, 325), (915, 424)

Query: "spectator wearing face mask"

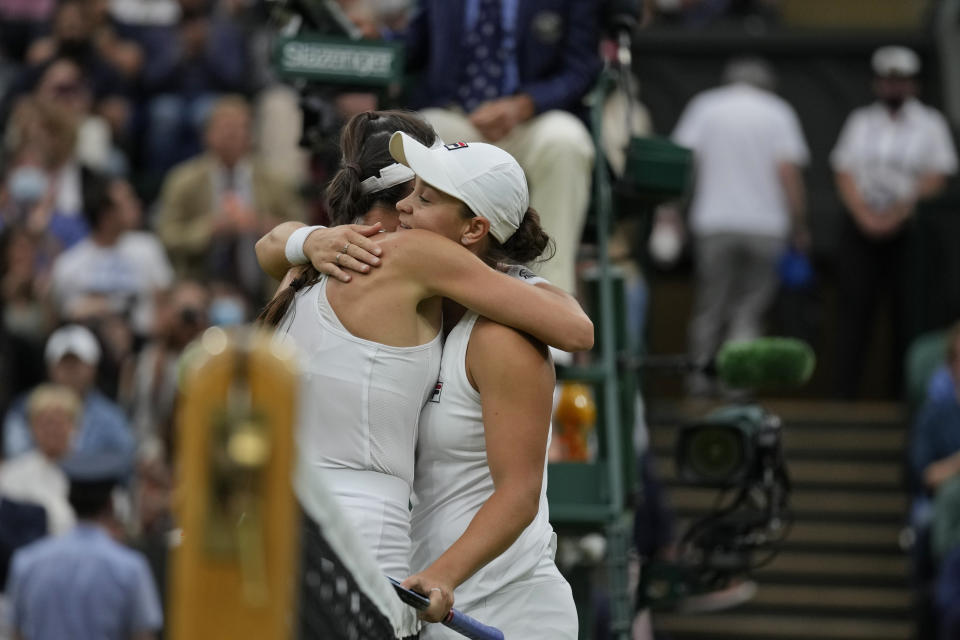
(49, 173), (172, 338)
(2, 94), (89, 251)
(831, 46), (959, 399)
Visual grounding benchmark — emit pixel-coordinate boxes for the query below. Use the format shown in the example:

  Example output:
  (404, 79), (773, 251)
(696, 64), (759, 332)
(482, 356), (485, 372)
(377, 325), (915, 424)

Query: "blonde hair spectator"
(26, 383), (82, 424)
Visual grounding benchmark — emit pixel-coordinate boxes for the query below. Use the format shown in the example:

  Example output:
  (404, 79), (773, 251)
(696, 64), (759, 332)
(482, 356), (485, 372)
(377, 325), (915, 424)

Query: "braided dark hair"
(258, 111), (437, 328)
(325, 110), (437, 226)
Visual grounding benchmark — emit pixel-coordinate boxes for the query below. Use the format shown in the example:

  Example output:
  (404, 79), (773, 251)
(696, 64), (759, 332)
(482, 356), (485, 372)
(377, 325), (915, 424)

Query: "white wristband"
(285, 225), (325, 265)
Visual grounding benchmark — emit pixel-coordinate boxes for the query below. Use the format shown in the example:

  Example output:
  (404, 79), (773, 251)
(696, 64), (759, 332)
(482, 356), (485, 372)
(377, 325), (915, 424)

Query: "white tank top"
(278, 275), (442, 577)
(410, 311), (555, 609)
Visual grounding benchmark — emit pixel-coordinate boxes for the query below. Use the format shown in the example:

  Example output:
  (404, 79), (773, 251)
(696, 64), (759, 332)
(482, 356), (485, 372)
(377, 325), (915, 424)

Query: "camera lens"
(683, 426), (745, 484)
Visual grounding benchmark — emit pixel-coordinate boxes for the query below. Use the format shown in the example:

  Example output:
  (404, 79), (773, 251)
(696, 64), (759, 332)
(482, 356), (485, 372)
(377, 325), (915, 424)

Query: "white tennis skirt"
(298, 466), (413, 580)
(420, 553), (578, 640)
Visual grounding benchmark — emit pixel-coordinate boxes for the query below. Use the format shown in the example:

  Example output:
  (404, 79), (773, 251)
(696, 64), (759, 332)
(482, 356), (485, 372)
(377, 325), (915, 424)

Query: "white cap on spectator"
(389, 131), (529, 244)
(45, 325), (101, 366)
(872, 46), (920, 77)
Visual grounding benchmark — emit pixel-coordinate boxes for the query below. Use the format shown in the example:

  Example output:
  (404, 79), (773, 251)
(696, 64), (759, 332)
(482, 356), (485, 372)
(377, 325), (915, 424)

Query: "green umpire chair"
(548, 68), (692, 640)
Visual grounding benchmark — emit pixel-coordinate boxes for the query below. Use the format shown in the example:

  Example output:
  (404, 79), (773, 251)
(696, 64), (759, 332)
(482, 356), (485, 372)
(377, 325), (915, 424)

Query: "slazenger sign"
(275, 37), (403, 85)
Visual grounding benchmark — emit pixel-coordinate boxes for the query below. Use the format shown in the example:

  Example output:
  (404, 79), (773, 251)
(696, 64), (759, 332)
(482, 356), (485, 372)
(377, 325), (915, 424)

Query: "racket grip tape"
(443, 609), (505, 640)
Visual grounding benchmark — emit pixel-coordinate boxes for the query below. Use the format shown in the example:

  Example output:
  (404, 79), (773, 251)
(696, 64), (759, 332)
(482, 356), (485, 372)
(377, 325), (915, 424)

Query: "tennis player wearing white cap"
(255, 111), (590, 620)
(389, 131), (578, 639)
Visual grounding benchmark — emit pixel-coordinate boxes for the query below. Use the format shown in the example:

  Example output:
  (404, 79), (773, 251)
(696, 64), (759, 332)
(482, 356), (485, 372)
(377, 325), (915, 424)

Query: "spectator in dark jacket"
(140, 0), (249, 174)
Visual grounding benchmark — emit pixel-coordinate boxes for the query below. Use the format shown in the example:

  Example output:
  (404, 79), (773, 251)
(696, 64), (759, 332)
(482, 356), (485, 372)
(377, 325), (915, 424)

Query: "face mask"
(208, 297), (246, 327)
(883, 95), (906, 112)
(7, 166), (49, 205)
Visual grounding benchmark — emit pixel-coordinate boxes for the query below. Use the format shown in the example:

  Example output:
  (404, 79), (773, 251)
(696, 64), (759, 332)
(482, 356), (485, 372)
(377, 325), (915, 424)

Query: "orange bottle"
(553, 383), (597, 461)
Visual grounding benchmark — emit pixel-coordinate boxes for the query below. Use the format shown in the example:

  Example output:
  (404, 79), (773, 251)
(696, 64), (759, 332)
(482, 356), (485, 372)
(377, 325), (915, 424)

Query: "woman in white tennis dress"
(257, 112), (592, 592)
(384, 133), (579, 639)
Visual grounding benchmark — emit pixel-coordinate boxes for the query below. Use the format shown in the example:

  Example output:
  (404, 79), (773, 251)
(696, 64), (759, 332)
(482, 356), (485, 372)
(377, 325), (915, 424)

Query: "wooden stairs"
(647, 400), (914, 640)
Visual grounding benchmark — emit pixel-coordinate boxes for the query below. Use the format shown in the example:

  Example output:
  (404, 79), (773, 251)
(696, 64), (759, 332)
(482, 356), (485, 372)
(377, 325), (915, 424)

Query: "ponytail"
(258, 110), (439, 327)
(326, 112), (377, 225)
(325, 110), (438, 226)
(256, 265), (322, 328)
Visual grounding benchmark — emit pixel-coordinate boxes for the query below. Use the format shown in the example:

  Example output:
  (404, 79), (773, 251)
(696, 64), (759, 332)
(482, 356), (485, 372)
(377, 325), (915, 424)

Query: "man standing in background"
(671, 58), (809, 395)
(6, 453), (162, 640)
(831, 46), (958, 399)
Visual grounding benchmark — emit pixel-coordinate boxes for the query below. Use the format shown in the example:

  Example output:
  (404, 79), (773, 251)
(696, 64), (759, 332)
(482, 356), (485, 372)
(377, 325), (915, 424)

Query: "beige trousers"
(421, 108), (594, 294)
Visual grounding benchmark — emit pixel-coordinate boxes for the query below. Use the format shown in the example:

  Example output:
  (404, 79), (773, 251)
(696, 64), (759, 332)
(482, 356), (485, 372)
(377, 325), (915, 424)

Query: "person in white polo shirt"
(831, 46), (958, 399)
(670, 57), (810, 395)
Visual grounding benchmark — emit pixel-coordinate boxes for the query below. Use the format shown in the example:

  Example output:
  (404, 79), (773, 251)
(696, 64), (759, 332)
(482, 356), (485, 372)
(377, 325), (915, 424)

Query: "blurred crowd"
(0, 0), (958, 638)
(0, 1), (401, 637)
(0, 0), (616, 636)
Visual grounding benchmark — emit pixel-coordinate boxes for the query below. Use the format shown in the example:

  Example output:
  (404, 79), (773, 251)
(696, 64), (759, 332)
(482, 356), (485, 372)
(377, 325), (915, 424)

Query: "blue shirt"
(7, 524), (163, 640)
(3, 390), (135, 463)
(911, 393), (960, 484)
(928, 366), (957, 404)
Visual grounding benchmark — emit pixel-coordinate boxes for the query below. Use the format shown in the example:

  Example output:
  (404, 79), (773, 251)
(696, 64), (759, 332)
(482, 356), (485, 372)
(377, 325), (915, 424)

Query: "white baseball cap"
(389, 131), (529, 243)
(872, 46), (920, 77)
(45, 325), (101, 366)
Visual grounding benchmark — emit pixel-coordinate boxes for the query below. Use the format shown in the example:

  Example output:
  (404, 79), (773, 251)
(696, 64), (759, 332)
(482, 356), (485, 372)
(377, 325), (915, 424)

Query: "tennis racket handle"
(443, 609), (505, 640)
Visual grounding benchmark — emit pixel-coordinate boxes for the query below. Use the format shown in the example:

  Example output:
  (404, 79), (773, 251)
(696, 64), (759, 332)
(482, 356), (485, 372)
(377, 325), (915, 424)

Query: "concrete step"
(648, 399), (906, 428)
(747, 583), (911, 613)
(655, 456), (903, 489)
(674, 519), (903, 551)
(755, 551), (908, 581)
(652, 611), (912, 639)
(646, 400), (913, 639)
(669, 487), (907, 518)
(650, 425), (907, 458)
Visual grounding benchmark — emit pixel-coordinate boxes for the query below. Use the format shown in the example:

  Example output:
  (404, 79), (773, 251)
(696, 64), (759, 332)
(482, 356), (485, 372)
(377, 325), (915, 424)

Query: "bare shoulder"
(466, 317), (553, 395)
(471, 317), (549, 363)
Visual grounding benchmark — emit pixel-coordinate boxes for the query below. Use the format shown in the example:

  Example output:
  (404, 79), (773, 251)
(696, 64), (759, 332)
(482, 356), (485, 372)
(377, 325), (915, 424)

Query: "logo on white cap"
(389, 132), (529, 244)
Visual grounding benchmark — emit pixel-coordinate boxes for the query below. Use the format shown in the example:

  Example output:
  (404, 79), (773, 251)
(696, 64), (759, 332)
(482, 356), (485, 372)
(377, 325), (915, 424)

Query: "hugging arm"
(255, 221), (384, 282)
(390, 230), (594, 351)
(402, 321), (554, 622)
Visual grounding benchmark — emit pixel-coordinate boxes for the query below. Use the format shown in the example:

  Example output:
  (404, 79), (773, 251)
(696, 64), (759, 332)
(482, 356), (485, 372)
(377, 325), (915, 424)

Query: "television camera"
(635, 339), (811, 611)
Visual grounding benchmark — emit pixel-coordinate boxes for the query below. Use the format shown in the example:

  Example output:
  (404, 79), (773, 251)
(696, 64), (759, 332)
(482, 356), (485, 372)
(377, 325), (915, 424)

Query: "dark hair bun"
(500, 207), (553, 264)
